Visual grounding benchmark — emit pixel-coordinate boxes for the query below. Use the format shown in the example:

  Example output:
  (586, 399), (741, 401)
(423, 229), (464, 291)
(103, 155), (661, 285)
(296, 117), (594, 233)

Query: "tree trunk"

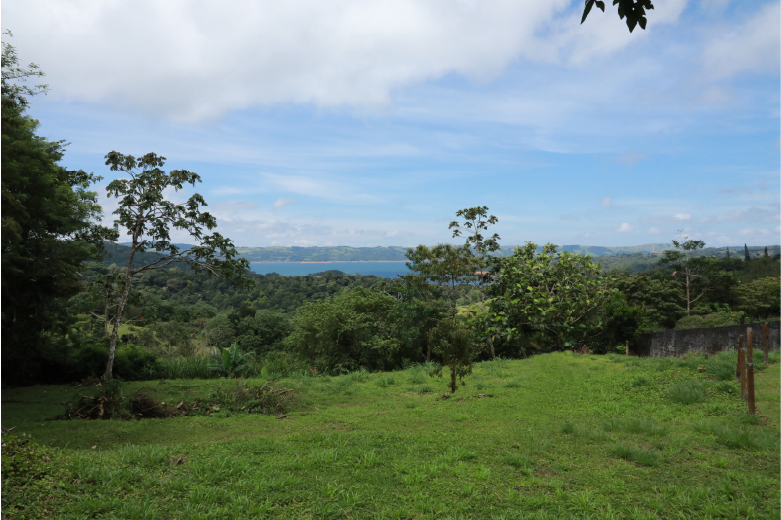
(105, 242), (137, 380)
(103, 301), (110, 336)
(685, 274), (691, 314)
(105, 277), (132, 380)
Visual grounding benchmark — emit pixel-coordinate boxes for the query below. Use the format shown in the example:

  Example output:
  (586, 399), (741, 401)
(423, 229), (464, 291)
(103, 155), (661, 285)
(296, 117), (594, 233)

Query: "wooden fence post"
(738, 336), (746, 401)
(747, 327), (755, 414)
(762, 322), (769, 365)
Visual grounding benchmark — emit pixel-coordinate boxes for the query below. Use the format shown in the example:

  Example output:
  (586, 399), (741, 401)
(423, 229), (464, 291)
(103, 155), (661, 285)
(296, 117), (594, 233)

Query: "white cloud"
(648, 227), (661, 234)
(601, 196), (613, 208)
(272, 197), (299, 209)
(702, 2), (781, 80)
(616, 223), (633, 232)
(3, 0), (582, 121)
(1, 0), (694, 122)
(674, 213), (691, 221)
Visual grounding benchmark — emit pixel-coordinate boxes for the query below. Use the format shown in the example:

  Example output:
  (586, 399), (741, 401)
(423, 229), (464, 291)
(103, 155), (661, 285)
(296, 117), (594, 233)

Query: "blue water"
(250, 262), (411, 278)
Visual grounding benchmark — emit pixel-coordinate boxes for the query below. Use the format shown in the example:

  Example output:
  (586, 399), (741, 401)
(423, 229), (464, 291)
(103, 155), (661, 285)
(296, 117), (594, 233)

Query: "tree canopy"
(1, 35), (117, 385)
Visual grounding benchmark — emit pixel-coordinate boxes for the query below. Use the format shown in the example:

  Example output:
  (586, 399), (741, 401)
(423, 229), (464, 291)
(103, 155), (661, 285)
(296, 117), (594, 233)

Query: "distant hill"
(109, 242), (780, 275)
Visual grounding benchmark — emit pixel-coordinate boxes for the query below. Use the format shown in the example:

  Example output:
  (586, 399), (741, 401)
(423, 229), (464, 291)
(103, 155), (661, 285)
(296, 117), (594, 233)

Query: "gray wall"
(635, 321), (780, 358)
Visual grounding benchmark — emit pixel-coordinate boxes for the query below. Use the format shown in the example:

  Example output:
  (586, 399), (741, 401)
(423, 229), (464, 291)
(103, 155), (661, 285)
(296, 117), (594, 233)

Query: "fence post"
(625, 340), (629, 356)
(738, 336), (746, 400)
(746, 327), (755, 414)
(762, 322), (769, 365)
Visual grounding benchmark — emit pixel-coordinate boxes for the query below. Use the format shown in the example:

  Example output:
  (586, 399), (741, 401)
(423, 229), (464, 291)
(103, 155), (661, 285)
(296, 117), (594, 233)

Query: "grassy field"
(2, 351), (779, 519)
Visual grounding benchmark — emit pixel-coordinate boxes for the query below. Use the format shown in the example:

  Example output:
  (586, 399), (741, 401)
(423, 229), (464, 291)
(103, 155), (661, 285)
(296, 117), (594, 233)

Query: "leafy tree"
(235, 310), (291, 355)
(429, 318), (477, 394)
(287, 288), (407, 372)
(102, 151), (251, 379)
(148, 321), (196, 359)
(1, 35), (118, 384)
(404, 242), (480, 382)
(449, 206), (501, 358)
(405, 243), (474, 316)
(487, 243), (612, 354)
(658, 235), (733, 315)
(609, 270), (684, 330)
(733, 277), (780, 321)
(581, 0), (654, 33)
(202, 314), (236, 350)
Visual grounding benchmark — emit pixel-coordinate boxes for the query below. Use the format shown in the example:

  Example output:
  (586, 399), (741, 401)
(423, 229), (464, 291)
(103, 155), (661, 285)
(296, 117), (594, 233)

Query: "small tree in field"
(102, 151), (251, 380)
(405, 241), (478, 393)
(449, 206), (501, 358)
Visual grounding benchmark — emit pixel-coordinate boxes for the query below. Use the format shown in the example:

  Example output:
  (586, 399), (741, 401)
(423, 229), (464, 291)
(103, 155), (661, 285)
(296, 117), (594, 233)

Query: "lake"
(249, 262), (411, 278)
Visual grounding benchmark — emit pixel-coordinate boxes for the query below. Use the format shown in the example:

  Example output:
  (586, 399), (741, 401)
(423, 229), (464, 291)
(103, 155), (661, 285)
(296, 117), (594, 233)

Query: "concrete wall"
(635, 321), (780, 358)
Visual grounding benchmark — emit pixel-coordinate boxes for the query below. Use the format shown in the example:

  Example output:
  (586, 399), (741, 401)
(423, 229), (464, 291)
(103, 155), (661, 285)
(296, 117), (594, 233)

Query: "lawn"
(2, 351), (779, 519)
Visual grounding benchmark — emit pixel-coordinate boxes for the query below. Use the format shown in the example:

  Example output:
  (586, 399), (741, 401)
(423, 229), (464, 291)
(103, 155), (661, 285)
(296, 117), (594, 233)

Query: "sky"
(3, 0), (780, 248)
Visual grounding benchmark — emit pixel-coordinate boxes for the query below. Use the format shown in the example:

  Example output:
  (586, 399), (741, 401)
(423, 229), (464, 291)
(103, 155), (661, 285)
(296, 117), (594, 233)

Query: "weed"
(693, 421), (778, 451)
(602, 417), (667, 437)
(523, 430), (552, 454)
(716, 381), (737, 395)
(631, 377), (650, 387)
(418, 385), (434, 394)
(610, 443), (660, 467)
(562, 421), (576, 434)
(376, 376), (397, 388)
(668, 380), (707, 405)
(504, 380), (522, 388)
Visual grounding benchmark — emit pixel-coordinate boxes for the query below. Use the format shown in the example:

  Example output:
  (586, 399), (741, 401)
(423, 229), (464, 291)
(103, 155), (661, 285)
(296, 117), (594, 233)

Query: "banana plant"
(208, 342), (254, 378)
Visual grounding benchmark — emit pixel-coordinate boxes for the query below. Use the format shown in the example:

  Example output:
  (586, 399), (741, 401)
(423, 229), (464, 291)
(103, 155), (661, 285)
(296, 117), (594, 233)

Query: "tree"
(287, 288), (407, 372)
(404, 243), (474, 316)
(235, 310), (291, 355)
(102, 151), (251, 379)
(733, 277), (780, 321)
(2, 35), (118, 384)
(487, 243), (612, 354)
(581, 0), (654, 33)
(429, 319), (476, 394)
(405, 242), (480, 376)
(609, 269), (685, 330)
(202, 314), (236, 350)
(449, 206), (501, 358)
(658, 234), (731, 315)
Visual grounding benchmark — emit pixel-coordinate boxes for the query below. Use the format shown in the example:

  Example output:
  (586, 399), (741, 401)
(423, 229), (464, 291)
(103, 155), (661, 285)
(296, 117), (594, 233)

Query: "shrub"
(258, 351), (310, 379)
(667, 381), (707, 405)
(1, 433), (54, 485)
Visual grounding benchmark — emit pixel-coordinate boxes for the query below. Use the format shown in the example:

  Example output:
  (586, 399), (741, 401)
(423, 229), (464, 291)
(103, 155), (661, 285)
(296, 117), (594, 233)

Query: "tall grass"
(668, 380), (707, 405)
(157, 356), (212, 380)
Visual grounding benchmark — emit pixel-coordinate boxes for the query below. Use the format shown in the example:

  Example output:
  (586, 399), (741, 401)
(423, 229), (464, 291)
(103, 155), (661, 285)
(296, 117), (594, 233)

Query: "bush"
(675, 309), (746, 330)
(1, 433), (53, 485)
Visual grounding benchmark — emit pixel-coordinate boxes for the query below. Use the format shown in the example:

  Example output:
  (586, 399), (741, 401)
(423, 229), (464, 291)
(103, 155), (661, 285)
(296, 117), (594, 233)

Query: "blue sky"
(4, 0), (779, 248)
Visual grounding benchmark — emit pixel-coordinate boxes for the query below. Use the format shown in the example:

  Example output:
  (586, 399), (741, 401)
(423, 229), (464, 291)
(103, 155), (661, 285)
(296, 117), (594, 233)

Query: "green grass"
(2, 351), (779, 519)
